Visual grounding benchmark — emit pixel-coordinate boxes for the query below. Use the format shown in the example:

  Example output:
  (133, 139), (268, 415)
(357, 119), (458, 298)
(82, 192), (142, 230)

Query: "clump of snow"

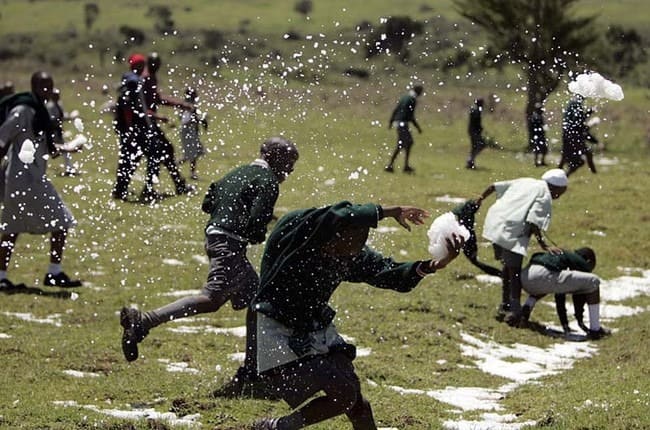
(568, 72), (624, 101)
(427, 212), (470, 260)
(18, 139), (36, 164)
(60, 134), (87, 152)
(73, 117), (84, 132)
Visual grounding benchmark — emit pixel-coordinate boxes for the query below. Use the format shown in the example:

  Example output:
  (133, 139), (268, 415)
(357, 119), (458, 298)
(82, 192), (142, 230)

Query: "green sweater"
(529, 250), (591, 272)
(202, 163), (279, 244)
(253, 201), (426, 332)
(389, 93), (418, 124)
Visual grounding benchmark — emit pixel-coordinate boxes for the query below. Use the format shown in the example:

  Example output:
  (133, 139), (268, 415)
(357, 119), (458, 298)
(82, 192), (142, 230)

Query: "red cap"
(128, 53), (146, 67)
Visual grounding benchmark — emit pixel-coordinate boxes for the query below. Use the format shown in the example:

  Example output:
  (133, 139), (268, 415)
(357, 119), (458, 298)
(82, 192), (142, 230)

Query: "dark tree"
(146, 5), (175, 35)
(84, 3), (100, 31)
(454, 0), (598, 147)
(294, 0), (313, 18)
(365, 16), (423, 63)
(604, 26), (647, 78)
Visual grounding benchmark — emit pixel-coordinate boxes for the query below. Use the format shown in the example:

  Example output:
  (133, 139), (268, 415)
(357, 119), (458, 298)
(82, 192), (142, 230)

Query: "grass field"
(1, 1), (649, 429)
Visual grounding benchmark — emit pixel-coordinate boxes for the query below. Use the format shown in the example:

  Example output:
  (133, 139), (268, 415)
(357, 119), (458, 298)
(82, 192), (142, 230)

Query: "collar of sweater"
(251, 158), (270, 169)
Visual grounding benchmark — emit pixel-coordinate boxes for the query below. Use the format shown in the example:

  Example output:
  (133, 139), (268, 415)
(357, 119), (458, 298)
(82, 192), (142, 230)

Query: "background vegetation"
(0, 0), (648, 429)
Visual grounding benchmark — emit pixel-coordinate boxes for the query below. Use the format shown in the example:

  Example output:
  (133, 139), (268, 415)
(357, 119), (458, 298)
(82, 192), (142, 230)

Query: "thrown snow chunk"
(427, 213), (470, 260)
(18, 139), (36, 164)
(568, 72), (624, 101)
(73, 117), (84, 132)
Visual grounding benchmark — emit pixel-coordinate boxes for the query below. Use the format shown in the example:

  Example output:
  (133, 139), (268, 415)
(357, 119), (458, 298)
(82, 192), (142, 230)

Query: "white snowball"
(427, 212), (470, 260)
(73, 117), (84, 132)
(18, 139), (36, 164)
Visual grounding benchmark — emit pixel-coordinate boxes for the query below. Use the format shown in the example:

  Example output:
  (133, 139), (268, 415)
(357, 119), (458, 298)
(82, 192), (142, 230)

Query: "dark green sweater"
(253, 201), (426, 332)
(202, 163), (279, 244)
(529, 250), (591, 272)
(389, 93), (418, 124)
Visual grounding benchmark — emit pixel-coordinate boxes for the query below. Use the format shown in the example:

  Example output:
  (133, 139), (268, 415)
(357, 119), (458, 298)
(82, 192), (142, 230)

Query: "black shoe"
(495, 303), (510, 322)
(384, 166), (394, 173)
(587, 327), (611, 340)
(120, 307), (148, 362)
(0, 278), (27, 291)
(140, 188), (162, 204)
(43, 272), (82, 288)
(177, 184), (196, 195)
(505, 310), (522, 327)
(111, 190), (128, 201)
(404, 166), (415, 174)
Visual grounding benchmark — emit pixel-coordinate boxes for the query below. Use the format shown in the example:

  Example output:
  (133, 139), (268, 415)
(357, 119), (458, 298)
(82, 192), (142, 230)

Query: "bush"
(119, 25), (146, 45)
(365, 16), (423, 63)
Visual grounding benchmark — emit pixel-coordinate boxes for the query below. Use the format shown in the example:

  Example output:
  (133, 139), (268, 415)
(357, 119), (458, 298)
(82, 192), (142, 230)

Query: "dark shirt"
(253, 201), (427, 333)
(389, 93), (418, 124)
(202, 163), (280, 244)
(468, 105), (482, 135)
(529, 250), (591, 273)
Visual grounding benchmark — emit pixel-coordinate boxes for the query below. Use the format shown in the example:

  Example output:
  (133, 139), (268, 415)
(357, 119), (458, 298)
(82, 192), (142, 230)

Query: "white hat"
(542, 169), (568, 187)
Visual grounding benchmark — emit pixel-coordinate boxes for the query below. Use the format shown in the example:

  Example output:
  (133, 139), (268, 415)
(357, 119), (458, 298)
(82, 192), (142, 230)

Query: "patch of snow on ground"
(167, 325), (246, 337)
(228, 352), (245, 362)
(62, 370), (101, 378)
(53, 400), (201, 427)
(160, 289), (203, 297)
(162, 258), (185, 266)
(2, 312), (62, 327)
(435, 195), (466, 204)
(158, 359), (200, 374)
(476, 274), (502, 285)
(0, 333), (12, 339)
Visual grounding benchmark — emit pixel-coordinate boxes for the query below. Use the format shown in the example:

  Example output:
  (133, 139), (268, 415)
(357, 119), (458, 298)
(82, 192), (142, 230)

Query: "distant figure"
(521, 247), (611, 340)
(179, 87), (207, 180)
(385, 85), (423, 174)
(466, 98), (486, 169)
(529, 107), (548, 167)
(111, 53), (149, 201)
(559, 96), (597, 176)
(0, 81), (15, 100)
(46, 88), (76, 176)
(0, 71), (82, 289)
(141, 52), (195, 202)
(475, 169), (568, 327)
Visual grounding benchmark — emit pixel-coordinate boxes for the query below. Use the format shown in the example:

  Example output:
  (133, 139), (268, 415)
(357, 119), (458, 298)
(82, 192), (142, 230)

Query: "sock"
(48, 263), (62, 275)
(524, 296), (537, 309)
(0, 270), (6, 280)
(588, 304), (600, 331)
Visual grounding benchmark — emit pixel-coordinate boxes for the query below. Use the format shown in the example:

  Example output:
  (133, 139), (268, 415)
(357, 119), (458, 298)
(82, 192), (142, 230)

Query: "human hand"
(383, 206), (430, 231)
(546, 246), (563, 255)
(429, 233), (464, 270)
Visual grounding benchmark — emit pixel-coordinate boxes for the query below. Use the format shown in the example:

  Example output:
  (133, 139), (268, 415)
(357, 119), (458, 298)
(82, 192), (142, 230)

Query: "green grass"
(1, 1), (650, 429)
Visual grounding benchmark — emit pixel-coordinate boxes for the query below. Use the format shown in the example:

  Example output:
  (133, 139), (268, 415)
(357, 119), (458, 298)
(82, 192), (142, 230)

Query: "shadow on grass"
(0, 284), (77, 299)
(522, 320), (588, 342)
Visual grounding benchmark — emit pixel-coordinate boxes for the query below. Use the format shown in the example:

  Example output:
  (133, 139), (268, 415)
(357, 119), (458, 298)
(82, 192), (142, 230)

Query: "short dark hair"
(260, 136), (298, 160)
(413, 85), (424, 96)
(575, 247), (596, 271)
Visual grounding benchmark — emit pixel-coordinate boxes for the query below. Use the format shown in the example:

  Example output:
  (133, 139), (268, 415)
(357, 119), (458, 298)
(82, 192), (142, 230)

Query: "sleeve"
(0, 106), (25, 152)
(526, 187), (552, 231)
(201, 182), (219, 214)
(346, 247), (423, 293)
(245, 179), (280, 244)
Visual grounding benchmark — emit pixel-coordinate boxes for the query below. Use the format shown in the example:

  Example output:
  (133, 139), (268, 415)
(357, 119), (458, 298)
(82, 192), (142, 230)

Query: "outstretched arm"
(475, 184), (495, 207)
(381, 206), (429, 231)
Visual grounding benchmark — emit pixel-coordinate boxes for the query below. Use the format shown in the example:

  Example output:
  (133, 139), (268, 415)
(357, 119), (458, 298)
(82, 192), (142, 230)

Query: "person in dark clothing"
(466, 98), (486, 169)
(120, 137), (298, 371)
(0, 81), (15, 100)
(520, 247), (610, 339)
(250, 201), (463, 430)
(451, 199), (502, 277)
(112, 53), (149, 201)
(558, 96), (598, 177)
(385, 85), (423, 174)
(140, 52), (195, 202)
(529, 107), (548, 167)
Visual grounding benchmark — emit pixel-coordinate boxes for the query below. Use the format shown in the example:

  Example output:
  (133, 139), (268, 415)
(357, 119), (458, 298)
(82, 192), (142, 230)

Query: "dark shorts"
(262, 352), (361, 409)
(396, 125), (414, 149)
(492, 244), (524, 269)
(203, 234), (259, 310)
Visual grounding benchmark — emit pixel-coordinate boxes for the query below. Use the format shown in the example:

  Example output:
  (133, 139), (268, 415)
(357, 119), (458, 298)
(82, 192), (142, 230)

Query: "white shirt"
(482, 178), (552, 256)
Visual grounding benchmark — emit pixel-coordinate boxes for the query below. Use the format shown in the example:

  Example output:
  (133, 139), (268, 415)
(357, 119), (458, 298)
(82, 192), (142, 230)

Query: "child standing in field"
(179, 87), (207, 180)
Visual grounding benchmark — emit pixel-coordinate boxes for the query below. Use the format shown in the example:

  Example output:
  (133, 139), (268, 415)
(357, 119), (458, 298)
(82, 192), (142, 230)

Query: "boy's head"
(575, 247), (596, 272)
(413, 85), (424, 96)
(31, 71), (54, 102)
(260, 136), (299, 183)
(322, 225), (370, 257)
(128, 53), (146, 75)
(542, 168), (568, 199)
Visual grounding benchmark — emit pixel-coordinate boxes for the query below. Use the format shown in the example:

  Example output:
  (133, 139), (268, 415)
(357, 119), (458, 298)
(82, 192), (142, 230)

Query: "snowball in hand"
(18, 139), (36, 164)
(568, 72), (624, 101)
(427, 212), (470, 260)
